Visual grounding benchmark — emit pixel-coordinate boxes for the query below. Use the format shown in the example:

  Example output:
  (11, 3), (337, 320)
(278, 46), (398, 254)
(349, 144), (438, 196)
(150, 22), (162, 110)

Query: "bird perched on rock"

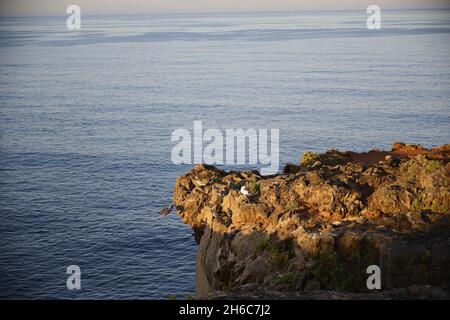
(240, 186), (251, 196)
(160, 204), (174, 216)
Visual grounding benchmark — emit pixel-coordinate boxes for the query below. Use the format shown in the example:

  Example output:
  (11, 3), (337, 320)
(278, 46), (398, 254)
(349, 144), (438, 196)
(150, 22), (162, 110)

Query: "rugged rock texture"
(172, 143), (450, 299)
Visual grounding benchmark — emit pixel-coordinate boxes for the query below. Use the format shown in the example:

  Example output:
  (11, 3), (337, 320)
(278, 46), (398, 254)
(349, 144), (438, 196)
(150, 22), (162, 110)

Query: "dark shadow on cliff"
(191, 215), (450, 300)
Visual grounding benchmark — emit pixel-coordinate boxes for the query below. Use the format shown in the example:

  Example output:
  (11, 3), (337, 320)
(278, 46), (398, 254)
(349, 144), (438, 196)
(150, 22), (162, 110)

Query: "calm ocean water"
(0, 10), (449, 299)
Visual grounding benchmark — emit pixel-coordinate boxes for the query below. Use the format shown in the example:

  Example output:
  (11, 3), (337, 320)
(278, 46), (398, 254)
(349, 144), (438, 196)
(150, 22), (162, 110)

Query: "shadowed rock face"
(172, 143), (450, 299)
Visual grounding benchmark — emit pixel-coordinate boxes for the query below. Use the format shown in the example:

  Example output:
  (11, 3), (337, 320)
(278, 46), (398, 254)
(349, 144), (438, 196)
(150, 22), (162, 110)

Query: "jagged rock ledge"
(172, 143), (450, 299)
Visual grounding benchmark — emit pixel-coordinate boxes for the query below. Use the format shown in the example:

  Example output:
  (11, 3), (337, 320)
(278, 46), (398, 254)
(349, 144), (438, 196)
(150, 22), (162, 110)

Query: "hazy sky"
(1, 0), (450, 16)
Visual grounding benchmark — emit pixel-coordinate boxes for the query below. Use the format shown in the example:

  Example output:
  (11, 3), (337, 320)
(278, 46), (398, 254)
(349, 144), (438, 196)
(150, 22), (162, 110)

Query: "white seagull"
(240, 186), (251, 196)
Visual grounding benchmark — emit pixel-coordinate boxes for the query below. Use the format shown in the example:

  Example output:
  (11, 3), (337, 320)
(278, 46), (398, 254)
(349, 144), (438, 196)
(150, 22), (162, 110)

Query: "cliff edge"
(172, 143), (450, 299)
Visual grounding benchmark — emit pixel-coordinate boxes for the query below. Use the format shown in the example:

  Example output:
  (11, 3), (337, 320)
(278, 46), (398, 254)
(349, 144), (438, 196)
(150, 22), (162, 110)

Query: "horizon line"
(1, 7), (450, 19)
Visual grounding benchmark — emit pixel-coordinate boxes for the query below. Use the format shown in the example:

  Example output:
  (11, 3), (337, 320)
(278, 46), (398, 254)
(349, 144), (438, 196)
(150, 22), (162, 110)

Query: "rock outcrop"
(172, 143), (450, 299)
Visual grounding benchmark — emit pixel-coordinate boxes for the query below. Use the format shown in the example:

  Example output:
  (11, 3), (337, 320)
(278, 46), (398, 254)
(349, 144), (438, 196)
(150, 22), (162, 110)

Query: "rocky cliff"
(172, 143), (450, 299)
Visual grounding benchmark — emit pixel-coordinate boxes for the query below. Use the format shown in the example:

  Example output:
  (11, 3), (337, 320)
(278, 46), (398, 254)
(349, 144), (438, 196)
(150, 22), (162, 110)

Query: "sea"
(0, 9), (449, 298)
